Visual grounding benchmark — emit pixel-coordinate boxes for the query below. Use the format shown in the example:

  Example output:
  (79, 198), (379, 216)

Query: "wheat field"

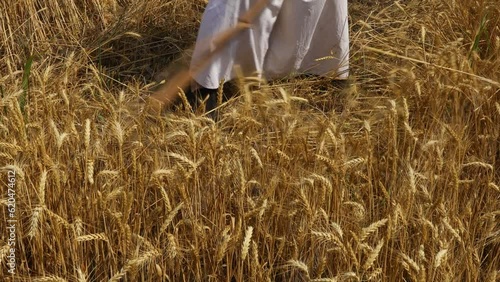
(0, 0), (499, 281)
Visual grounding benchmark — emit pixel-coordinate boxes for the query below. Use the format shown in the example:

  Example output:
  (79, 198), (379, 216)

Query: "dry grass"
(1, 0), (499, 281)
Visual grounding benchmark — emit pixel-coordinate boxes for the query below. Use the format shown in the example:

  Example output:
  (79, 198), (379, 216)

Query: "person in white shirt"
(149, 0), (349, 114)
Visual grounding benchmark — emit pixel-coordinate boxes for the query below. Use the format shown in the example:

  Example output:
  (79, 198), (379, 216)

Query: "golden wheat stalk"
(363, 239), (384, 270)
(362, 45), (500, 87)
(32, 276), (68, 282)
(216, 227), (231, 264)
(285, 259), (310, 280)
(433, 249), (448, 268)
(76, 233), (109, 242)
(160, 202), (184, 234)
(108, 250), (160, 282)
(241, 226), (254, 261)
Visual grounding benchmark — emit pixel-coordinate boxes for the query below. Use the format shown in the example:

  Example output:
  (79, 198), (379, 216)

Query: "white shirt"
(190, 0), (349, 89)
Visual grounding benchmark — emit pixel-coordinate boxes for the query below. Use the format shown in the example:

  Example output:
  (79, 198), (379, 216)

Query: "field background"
(1, 0), (499, 281)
